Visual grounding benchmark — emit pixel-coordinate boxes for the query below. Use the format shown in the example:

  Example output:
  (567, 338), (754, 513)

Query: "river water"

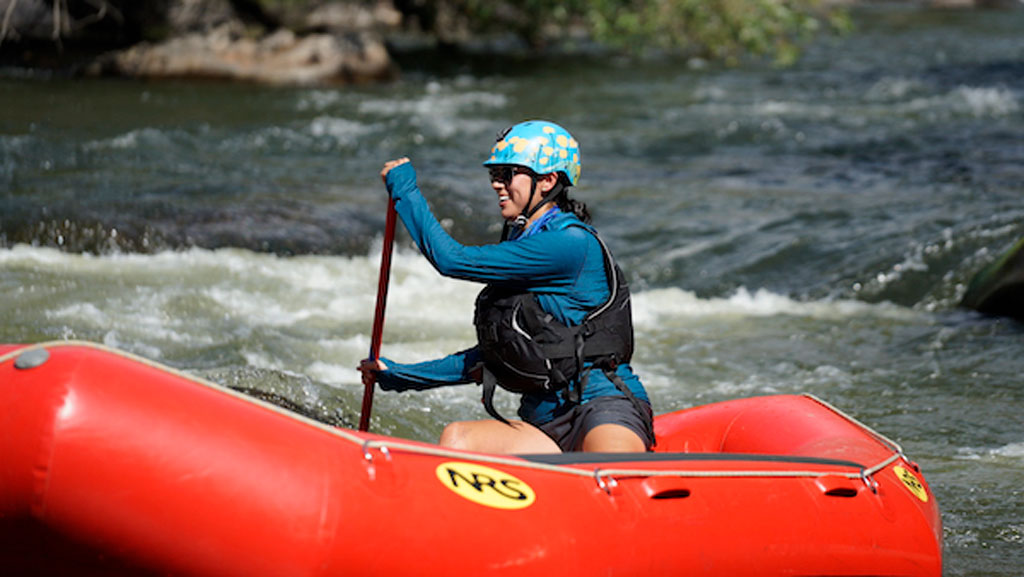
(2, 6), (1022, 575)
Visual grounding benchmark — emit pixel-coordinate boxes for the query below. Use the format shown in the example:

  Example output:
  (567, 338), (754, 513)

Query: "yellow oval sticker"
(894, 465), (928, 502)
(435, 462), (536, 510)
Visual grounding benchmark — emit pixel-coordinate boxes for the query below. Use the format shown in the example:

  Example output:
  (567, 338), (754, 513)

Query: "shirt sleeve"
(375, 347), (482, 392)
(384, 162), (588, 288)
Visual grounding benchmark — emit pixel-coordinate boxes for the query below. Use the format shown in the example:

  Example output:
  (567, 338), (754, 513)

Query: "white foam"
(47, 302), (109, 325)
(991, 442), (1024, 459)
(855, 230), (959, 299)
(1, 244), (918, 391)
(3, 244), (478, 375)
(865, 76), (924, 102)
(296, 89), (344, 112)
(751, 100), (835, 119)
(241, 350), (284, 372)
(83, 128), (173, 151)
(307, 116), (374, 145)
(951, 86), (1020, 117)
(904, 85), (1019, 119)
(101, 330), (163, 359)
(357, 84), (507, 139)
(4, 244), (915, 333)
(632, 286), (912, 327)
(955, 442), (1024, 461)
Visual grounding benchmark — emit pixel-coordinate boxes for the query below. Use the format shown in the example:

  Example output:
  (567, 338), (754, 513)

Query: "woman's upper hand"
(380, 157), (411, 185)
(380, 157), (419, 200)
(357, 357), (388, 386)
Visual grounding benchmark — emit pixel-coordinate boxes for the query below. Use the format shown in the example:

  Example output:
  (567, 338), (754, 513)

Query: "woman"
(359, 120), (653, 454)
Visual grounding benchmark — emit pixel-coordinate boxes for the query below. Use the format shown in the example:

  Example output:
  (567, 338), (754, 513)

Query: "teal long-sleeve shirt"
(375, 162), (649, 425)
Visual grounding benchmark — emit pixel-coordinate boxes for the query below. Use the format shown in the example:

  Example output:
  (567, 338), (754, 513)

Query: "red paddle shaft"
(359, 197), (397, 432)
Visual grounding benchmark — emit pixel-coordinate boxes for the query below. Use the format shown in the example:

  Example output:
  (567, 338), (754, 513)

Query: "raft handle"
(14, 347), (50, 370)
(814, 475), (859, 498)
(642, 477), (692, 500)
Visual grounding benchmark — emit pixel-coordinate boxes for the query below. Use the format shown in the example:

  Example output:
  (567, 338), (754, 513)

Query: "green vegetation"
(416, 0), (851, 65)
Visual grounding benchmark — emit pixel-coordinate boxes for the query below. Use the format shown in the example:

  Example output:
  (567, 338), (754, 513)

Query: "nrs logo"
(435, 462), (536, 510)
(894, 465), (929, 502)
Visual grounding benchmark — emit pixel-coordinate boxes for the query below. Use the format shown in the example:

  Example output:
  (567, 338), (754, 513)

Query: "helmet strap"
(513, 176), (538, 228)
(514, 177), (565, 230)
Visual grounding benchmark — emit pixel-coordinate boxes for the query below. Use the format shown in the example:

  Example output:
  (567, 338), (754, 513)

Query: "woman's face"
(489, 166), (556, 222)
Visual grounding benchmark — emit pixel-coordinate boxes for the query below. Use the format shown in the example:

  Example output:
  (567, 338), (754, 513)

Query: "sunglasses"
(488, 166), (532, 185)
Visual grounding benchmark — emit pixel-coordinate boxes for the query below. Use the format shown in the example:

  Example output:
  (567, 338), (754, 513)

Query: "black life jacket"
(473, 225), (636, 423)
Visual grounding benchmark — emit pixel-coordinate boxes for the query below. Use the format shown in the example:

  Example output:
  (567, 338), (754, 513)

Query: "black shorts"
(537, 395), (654, 452)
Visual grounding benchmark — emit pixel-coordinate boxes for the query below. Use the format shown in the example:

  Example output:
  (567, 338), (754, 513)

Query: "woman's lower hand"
(358, 358), (388, 386)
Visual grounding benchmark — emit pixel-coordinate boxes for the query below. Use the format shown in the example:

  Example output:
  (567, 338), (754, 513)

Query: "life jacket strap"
(480, 366), (512, 425)
(600, 366), (657, 449)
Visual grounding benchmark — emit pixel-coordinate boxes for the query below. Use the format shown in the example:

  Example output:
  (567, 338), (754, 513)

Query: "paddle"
(359, 196), (397, 432)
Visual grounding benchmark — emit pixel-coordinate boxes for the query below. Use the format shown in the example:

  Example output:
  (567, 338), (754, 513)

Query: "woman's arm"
(365, 347), (482, 392)
(383, 162), (588, 286)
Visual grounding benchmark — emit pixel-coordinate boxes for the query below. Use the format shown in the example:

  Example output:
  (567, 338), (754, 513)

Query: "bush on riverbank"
(396, 0), (849, 65)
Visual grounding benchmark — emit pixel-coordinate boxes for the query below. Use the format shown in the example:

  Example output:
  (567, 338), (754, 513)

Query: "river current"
(2, 7), (1023, 575)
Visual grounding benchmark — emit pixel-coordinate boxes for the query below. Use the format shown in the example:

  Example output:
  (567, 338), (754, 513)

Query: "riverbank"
(0, 0), (401, 84)
(2, 0), (1017, 85)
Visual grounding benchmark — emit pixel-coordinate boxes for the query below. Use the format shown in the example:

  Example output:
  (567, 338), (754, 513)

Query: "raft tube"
(1, 341), (942, 576)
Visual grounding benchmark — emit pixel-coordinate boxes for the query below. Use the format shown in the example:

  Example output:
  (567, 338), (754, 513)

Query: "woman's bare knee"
(439, 421), (472, 450)
(439, 419), (560, 454)
(581, 424), (647, 453)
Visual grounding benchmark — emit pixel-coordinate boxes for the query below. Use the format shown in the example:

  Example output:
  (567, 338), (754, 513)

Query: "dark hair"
(557, 194), (591, 224)
(553, 175), (591, 224)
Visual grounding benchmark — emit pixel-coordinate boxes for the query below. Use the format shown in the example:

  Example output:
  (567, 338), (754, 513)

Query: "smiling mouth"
(498, 194), (510, 205)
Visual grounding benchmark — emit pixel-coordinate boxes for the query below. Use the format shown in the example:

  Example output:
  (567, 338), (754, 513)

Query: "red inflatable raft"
(1, 341), (942, 576)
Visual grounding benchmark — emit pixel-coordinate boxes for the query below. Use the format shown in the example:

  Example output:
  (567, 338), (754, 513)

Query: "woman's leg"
(439, 419), (561, 454)
(580, 423), (647, 453)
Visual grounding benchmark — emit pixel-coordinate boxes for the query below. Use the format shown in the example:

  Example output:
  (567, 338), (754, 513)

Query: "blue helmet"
(483, 120), (581, 186)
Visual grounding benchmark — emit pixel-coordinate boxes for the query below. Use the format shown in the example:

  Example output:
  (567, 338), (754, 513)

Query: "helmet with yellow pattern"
(483, 120), (581, 186)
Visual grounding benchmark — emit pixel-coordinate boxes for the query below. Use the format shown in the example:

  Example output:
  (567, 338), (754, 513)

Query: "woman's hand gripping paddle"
(359, 196), (397, 432)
